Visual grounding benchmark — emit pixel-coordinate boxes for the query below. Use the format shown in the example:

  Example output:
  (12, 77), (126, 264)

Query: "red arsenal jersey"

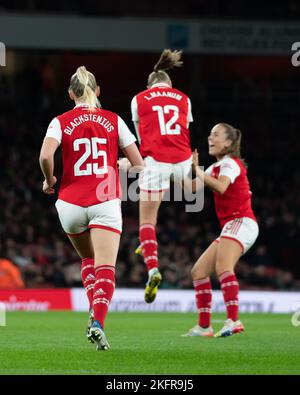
(45, 104), (136, 207)
(131, 83), (193, 163)
(205, 156), (256, 228)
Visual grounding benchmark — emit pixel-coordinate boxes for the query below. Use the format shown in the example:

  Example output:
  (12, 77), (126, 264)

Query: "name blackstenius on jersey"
(64, 114), (115, 135)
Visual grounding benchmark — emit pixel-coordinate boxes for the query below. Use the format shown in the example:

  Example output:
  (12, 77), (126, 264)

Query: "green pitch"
(0, 311), (299, 375)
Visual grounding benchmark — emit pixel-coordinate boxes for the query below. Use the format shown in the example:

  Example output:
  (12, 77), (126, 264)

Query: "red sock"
(93, 265), (115, 328)
(219, 271), (239, 321)
(81, 257), (95, 311)
(139, 223), (158, 271)
(193, 277), (212, 328)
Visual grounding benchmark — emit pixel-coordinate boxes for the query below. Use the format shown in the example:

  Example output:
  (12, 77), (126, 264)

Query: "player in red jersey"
(182, 123), (259, 338)
(131, 49), (193, 303)
(39, 66), (143, 350)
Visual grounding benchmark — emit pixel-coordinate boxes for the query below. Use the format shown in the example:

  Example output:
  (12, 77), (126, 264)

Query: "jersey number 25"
(73, 137), (108, 176)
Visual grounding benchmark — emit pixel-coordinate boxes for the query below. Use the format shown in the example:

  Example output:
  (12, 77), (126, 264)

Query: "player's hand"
(42, 176), (57, 194)
(192, 149), (199, 168)
(118, 157), (131, 171)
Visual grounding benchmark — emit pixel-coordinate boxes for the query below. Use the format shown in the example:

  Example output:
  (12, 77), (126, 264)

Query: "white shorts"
(55, 198), (122, 236)
(215, 217), (259, 254)
(139, 155), (192, 192)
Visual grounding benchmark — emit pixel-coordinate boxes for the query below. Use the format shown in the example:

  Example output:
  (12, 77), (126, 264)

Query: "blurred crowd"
(0, 113), (299, 291)
(0, 57), (300, 291)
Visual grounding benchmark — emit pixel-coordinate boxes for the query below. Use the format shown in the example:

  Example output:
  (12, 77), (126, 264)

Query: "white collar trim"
(215, 155), (230, 166)
(150, 83), (171, 89)
(74, 103), (96, 108)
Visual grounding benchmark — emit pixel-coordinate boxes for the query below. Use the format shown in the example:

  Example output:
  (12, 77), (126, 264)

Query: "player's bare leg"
(214, 237), (244, 338)
(183, 242), (217, 337)
(138, 190), (165, 303)
(88, 228), (120, 350)
(191, 241), (218, 280)
(68, 230), (94, 259)
(68, 231), (95, 342)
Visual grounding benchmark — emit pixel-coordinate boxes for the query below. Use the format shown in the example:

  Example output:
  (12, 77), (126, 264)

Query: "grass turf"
(0, 312), (299, 375)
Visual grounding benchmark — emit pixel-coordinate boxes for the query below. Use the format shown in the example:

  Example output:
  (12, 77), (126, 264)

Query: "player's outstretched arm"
(181, 148), (204, 193)
(39, 137), (59, 194)
(193, 149), (231, 194)
(203, 173), (231, 194)
(133, 121), (139, 140)
(182, 174), (204, 194)
(121, 143), (144, 172)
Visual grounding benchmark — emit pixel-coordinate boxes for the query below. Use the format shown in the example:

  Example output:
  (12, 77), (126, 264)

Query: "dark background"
(0, 1), (299, 291)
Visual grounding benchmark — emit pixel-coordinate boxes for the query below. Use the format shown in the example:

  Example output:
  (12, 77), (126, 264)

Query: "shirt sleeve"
(219, 158), (241, 183)
(205, 164), (214, 176)
(118, 116), (137, 149)
(45, 118), (62, 145)
(187, 98), (193, 123)
(131, 96), (139, 122)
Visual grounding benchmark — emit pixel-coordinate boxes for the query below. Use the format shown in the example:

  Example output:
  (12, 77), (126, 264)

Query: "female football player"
(183, 123), (259, 338)
(131, 49), (193, 303)
(39, 66), (143, 350)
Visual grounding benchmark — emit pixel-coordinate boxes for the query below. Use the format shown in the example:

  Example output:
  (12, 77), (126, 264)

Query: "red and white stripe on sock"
(193, 277), (212, 328)
(81, 257), (95, 311)
(93, 265), (115, 328)
(219, 271), (239, 321)
(139, 223), (158, 272)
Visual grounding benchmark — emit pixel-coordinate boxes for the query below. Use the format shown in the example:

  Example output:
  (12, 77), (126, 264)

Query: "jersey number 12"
(152, 105), (181, 135)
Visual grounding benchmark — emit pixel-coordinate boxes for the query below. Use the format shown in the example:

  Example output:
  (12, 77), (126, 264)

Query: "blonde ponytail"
(148, 49), (183, 86)
(221, 123), (247, 166)
(153, 49), (183, 72)
(69, 66), (100, 111)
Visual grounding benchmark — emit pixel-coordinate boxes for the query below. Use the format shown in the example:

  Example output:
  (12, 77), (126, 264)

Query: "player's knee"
(191, 263), (206, 280)
(191, 265), (198, 280)
(215, 258), (232, 277)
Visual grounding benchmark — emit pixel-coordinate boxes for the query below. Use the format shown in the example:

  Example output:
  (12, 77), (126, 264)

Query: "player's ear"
(96, 85), (100, 97)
